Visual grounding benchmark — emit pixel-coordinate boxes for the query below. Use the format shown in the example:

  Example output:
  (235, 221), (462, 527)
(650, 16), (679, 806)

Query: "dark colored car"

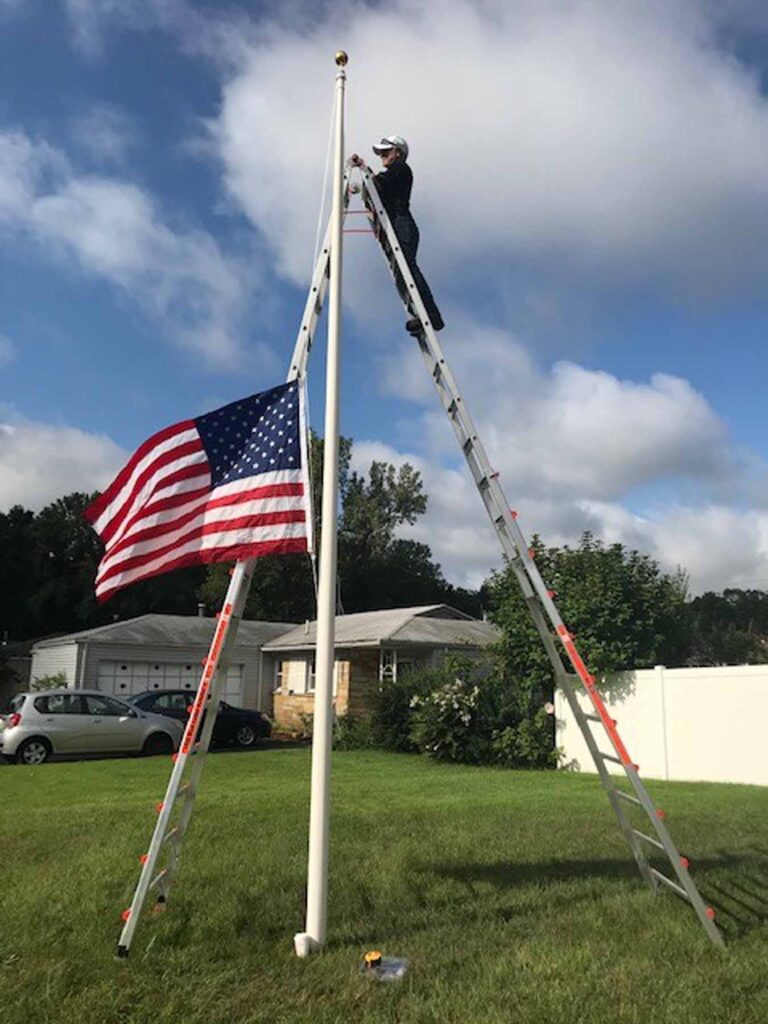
(128, 689), (272, 749)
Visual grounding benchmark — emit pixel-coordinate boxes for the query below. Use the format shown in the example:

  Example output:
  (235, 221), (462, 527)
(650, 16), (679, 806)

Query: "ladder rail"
(115, 178), (354, 957)
(357, 164), (724, 948)
(117, 573), (252, 955)
(287, 170), (351, 384)
(154, 638), (238, 903)
(360, 163), (632, 769)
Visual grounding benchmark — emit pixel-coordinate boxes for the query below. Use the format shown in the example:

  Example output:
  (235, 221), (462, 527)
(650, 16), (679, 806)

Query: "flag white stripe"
(142, 467), (301, 516)
(147, 468), (213, 507)
(97, 494), (308, 579)
(106, 449), (209, 550)
(92, 425), (199, 535)
(104, 468), (304, 561)
(95, 520), (308, 597)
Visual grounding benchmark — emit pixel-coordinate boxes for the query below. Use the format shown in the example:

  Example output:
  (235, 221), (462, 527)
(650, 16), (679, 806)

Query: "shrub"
(334, 714), (372, 750)
(368, 654), (557, 769)
(29, 672), (67, 692)
(491, 709), (560, 769)
(409, 677), (491, 764)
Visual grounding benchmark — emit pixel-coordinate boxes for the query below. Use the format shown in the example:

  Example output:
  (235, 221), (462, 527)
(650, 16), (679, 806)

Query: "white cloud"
(0, 128), (252, 367)
(70, 103), (138, 164)
(352, 437), (768, 594)
(384, 324), (735, 502)
(351, 317), (768, 594)
(0, 334), (15, 368)
(212, 0), (768, 304)
(0, 415), (126, 510)
(63, 0), (176, 57)
(62, 0), (251, 64)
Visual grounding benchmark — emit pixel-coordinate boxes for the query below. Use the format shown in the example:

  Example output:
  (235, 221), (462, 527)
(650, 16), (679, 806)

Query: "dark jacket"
(373, 158), (413, 218)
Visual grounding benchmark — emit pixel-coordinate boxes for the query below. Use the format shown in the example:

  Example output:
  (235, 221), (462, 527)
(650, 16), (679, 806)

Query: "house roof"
(263, 604), (500, 651)
(31, 614), (297, 652)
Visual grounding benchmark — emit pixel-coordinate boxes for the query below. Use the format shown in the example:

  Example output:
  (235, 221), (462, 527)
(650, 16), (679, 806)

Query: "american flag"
(85, 381), (311, 602)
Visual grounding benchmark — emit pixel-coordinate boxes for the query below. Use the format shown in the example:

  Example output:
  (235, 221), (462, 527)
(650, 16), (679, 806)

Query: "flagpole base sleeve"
(294, 931), (320, 958)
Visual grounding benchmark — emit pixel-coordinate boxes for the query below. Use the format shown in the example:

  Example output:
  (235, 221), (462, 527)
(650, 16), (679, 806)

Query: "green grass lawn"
(1, 749), (767, 1024)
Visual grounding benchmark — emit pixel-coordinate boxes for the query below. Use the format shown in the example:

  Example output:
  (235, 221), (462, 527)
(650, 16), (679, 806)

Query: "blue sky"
(4, 0), (768, 593)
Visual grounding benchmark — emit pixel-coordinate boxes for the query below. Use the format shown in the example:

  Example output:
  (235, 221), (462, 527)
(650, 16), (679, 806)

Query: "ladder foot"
(115, 944), (129, 960)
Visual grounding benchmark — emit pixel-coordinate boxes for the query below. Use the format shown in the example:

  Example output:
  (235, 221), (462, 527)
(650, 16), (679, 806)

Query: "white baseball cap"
(372, 134), (409, 159)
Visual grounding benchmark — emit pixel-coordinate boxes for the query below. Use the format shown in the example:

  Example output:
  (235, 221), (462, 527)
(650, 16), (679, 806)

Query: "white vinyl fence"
(555, 664), (768, 786)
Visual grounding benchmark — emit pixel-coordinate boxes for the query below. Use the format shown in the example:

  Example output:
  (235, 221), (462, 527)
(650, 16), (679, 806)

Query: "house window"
(300, 658), (339, 694)
(380, 649), (396, 682)
(273, 660), (283, 693)
(398, 659), (414, 679)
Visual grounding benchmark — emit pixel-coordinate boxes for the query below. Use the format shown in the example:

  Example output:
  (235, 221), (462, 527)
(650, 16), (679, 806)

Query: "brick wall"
(272, 649), (372, 730)
(273, 656), (352, 731)
(347, 649), (380, 718)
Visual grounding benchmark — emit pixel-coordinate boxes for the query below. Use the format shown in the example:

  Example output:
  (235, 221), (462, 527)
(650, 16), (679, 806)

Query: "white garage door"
(98, 661), (244, 704)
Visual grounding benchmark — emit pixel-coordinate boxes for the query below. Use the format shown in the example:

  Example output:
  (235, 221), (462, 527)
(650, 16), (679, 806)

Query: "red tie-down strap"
(556, 624), (633, 768)
(180, 603), (233, 755)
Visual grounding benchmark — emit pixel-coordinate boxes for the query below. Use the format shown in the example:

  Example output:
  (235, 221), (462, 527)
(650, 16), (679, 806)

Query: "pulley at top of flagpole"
(335, 50), (348, 66)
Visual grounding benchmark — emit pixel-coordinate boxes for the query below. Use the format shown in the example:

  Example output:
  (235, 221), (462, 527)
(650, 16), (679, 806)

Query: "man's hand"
(349, 153), (365, 167)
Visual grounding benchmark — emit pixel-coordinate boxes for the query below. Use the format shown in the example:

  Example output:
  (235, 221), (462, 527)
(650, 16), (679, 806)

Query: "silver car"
(0, 689), (184, 765)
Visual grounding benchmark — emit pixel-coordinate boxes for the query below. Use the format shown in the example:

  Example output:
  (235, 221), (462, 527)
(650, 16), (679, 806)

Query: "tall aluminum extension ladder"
(354, 163), (724, 948)
(115, 176), (351, 958)
(116, 162), (723, 956)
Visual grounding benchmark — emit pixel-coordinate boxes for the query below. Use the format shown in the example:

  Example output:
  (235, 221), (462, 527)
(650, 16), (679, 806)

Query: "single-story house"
(263, 604), (501, 729)
(30, 614), (296, 713)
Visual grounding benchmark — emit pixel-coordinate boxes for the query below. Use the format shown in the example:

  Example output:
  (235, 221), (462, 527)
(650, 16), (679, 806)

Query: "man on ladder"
(351, 135), (445, 335)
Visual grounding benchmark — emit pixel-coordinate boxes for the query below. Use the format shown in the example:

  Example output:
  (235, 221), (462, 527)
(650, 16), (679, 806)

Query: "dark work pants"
(392, 214), (444, 331)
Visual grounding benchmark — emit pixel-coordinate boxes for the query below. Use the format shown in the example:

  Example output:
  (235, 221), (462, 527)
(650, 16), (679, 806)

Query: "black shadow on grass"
(435, 851), (768, 941)
(699, 849), (768, 939)
(436, 850), (768, 889)
(326, 887), (600, 950)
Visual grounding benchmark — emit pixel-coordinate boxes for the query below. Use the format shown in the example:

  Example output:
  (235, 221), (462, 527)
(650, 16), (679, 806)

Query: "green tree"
(486, 532), (690, 706)
(684, 589), (768, 665)
(0, 505), (38, 640)
(200, 433), (473, 620)
(28, 493), (104, 635)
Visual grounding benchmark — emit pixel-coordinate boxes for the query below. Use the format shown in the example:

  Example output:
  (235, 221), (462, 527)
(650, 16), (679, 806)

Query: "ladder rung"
(584, 713), (601, 723)
(650, 868), (691, 902)
(615, 790), (642, 808)
(163, 826), (180, 845)
(633, 829), (665, 851)
(149, 868), (168, 890)
(597, 751), (624, 765)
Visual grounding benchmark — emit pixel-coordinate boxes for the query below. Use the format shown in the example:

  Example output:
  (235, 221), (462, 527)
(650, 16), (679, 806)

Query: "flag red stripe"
(113, 471), (211, 552)
(95, 536), (308, 603)
(139, 479), (303, 527)
(84, 419), (196, 524)
(96, 510), (308, 587)
(99, 439), (206, 546)
(103, 484), (306, 564)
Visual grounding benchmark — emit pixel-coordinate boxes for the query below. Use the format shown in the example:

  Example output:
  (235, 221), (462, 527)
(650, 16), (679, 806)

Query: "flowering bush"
(369, 654), (558, 768)
(409, 678), (492, 764)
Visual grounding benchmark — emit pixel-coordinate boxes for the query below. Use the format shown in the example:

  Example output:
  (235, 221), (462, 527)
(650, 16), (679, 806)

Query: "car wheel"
(142, 732), (174, 757)
(235, 724), (257, 748)
(15, 737), (51, 765)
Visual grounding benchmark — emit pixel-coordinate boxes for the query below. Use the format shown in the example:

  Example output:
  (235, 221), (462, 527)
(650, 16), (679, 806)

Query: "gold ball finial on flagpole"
(335, 50), (348, 66)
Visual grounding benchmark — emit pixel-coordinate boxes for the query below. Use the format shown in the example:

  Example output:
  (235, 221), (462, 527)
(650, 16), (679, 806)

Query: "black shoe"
(405, 318), (423, 335)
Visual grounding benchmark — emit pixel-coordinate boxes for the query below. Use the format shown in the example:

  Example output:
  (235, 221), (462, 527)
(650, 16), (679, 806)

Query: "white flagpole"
(294, 50), (348, 958)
